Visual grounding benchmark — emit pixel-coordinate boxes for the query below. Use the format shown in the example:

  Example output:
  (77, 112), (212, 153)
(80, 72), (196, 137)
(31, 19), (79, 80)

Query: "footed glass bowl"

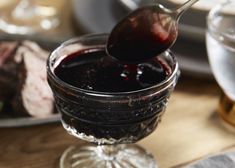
(47, 34), (180, 168)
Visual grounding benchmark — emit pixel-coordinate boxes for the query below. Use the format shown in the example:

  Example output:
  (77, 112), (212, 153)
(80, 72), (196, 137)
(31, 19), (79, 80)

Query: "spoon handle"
(175, 0), (200, 20)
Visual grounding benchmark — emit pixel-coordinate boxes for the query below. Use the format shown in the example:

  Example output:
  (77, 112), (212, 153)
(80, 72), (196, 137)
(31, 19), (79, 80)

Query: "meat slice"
(12, 41), (54, 118)
(0, 42), (19, 101)
(0, 41), (19, 65)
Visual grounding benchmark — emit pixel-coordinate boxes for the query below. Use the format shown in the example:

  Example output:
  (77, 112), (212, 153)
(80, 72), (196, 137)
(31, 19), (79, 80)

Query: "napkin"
(187, 151), (235, 168)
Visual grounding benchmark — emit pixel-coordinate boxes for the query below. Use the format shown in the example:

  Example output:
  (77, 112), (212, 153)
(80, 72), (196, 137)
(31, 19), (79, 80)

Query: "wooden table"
(1, 76), (235, 168)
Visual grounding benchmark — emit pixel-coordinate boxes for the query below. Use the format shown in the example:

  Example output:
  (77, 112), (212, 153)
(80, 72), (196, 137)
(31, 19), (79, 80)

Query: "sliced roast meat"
(0, 40), (55, 118)
(12, 41), (54, 118)
(0, 42), (20, 101)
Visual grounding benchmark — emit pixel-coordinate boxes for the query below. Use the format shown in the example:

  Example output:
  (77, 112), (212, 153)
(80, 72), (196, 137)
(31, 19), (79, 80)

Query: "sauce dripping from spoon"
(107, 0), (200, 64)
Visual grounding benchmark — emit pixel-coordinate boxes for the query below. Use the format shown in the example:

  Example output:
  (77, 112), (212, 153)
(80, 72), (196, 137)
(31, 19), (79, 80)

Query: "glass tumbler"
(206, 0), (235, 127)
(47, 34), (180, 168)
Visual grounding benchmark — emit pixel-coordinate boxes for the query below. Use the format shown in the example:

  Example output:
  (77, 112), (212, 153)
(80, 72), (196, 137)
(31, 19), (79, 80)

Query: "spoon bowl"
(107, 0), (200, 63)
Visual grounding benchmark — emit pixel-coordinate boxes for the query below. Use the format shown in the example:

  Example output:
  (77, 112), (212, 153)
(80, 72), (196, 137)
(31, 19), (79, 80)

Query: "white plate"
(119, 0), (224, 11)
(72, 0), (212, 78)
(168, 0), (225, 11)
(0, 114), (60, 127)
(72, 0), (125, 34)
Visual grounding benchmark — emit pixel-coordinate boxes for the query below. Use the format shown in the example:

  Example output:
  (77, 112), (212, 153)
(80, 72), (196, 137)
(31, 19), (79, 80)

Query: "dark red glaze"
(107, 6), (177, 63)
(54, 48), (169, 92)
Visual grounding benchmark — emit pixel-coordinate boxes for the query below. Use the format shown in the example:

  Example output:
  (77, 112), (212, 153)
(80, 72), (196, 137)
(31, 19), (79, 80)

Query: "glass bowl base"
(60, 144), (157, 168)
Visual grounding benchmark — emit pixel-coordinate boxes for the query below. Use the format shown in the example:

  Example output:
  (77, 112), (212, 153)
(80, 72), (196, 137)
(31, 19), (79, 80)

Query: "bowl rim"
(47, 33), (179, 98)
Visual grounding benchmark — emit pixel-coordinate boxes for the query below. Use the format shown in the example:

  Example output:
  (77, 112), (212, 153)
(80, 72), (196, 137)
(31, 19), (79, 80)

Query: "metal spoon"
(107, 0), (200, 63)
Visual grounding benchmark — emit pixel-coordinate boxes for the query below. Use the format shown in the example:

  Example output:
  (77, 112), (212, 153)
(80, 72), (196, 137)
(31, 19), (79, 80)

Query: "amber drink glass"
(206, 1), (235, 128)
